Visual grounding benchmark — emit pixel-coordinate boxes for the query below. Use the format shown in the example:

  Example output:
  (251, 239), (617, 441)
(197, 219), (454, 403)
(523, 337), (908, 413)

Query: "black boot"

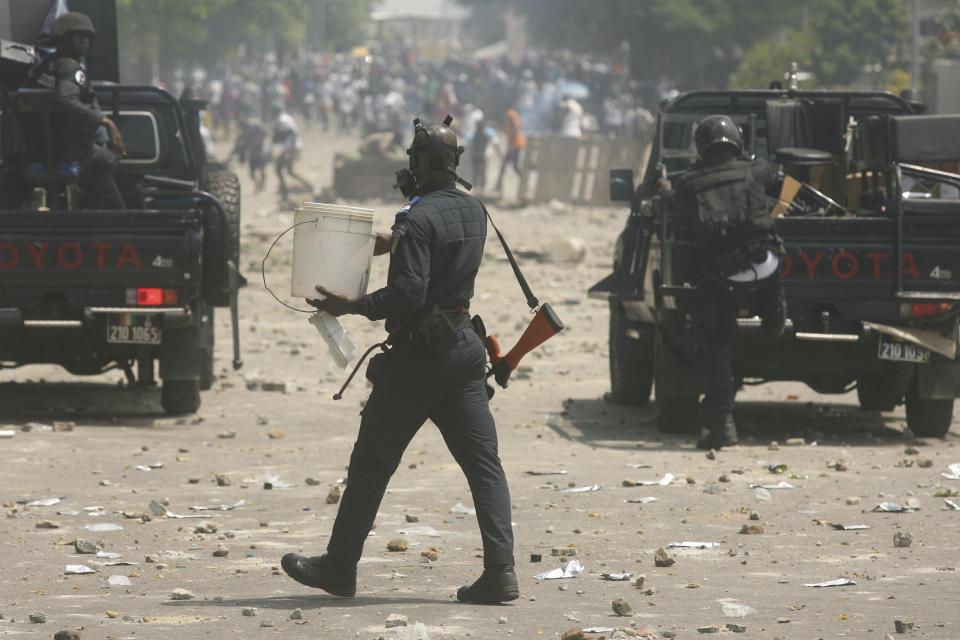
(456, 565), (520, 604)
(696, 410), (739, 449)
(281, 553), (356, 597)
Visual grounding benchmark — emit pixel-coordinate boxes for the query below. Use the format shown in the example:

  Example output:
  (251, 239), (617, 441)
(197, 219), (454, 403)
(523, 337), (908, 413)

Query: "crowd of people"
(180, 47), (656, 199)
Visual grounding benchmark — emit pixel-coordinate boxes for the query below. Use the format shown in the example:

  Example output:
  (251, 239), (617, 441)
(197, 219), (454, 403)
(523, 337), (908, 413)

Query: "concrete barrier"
(518, 134), (649, 206)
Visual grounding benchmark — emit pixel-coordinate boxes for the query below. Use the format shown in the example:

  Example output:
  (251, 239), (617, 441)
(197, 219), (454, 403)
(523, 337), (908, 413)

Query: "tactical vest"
(685, 159), (777, 276)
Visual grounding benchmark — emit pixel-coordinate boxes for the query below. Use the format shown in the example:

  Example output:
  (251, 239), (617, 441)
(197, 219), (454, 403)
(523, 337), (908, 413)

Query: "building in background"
(370, 0), (468, 61)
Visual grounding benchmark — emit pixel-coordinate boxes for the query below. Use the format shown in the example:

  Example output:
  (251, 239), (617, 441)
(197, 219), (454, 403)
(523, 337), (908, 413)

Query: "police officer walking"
(280, 118), (519, 604)
(29, 12), (126, 209)
(669, 115), (785, 449)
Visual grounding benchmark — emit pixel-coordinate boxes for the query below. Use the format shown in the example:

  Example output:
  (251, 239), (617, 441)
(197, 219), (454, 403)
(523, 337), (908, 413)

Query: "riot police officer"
(33, 12), (126, 208)
(670, 115), (785, 449)
(280, 117), (518, 604)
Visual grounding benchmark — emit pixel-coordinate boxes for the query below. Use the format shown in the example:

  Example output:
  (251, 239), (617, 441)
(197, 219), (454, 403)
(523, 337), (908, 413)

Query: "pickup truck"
(591, 87), (960, 438)
(0, 83), (243, 415)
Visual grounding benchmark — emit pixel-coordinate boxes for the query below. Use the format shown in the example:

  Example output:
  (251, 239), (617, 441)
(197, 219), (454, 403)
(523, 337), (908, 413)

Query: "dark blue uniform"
(325, 178), (514, 571)
(49, 53), (123, 208)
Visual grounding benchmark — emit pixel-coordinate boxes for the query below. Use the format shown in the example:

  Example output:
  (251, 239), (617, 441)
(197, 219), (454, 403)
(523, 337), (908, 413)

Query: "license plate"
(106, 314), (161, 345)
(878, 335), (930, 362)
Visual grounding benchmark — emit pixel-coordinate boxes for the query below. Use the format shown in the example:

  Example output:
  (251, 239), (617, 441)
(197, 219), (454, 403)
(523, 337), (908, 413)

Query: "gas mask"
(394, 115), (471, 199)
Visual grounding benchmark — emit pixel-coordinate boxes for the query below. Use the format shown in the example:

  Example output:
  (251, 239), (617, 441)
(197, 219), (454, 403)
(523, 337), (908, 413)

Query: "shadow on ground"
(0, 380), (167, 425)
(160, 594), (462, 611)
(546, 395), (954, 449)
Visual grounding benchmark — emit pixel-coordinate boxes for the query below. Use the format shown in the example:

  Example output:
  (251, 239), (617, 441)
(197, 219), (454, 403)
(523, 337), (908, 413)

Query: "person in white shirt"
(271, 103), (313, 200)
(559, 95), (583, 137)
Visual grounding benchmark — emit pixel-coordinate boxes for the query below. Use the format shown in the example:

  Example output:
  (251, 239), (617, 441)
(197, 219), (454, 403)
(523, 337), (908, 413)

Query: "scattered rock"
(904, 497), (922, 510)
(749, 511), (760, 521)
(706, 449), (717, 460)
(267, 429), (285, 439)
(846, 496), (861, 505)
(726, 623), (747, 633)
(99, 479), (112, 486)
(288, 608), (302, 620)
(213, 546), (229, 557)
(552, 547), (577, 557)
(36, 520), (60, 529)
(830, 460), (849, 471)
(29, 612), (46, 623)
(105, 611), (119, 618)
(256, 414), (270, 425)
(74, 539), (99, 554)
(785, 437), (805, 446)
(916, 457), (934, 468)
(385, 613), (408, 628)
(611, 598), (634, 616)
(53, 421), (75, 432)
(387, 538), (408, 552)
(195, 522), (218, 534)
(148, 500), (168, 516)
(242, 607), (257, 616)
(169, 588), (194, 600)
(739, 524), (764, 535)
(421, 549), (439, 562)
(326, 485), (342, 504)
(633, 574), (645, 587)
(54, 632), (81, 640)
(561, 630), (589, 640)
(259, 620), (274, 627)
(697, 626), (721, 633)
(215, 473), (231, 487)
(498, 616), (507, 624)
(305, 477), (321, 486)
(405, 513), (419, 523)
(654, 547), (675, 567)
(893, 532), (913, 548)
(894, 619), (914, 633)
(217, 430), (237, 439)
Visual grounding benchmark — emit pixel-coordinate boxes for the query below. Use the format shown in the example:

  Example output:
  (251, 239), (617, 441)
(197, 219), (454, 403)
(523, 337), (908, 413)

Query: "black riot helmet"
(406, 115), (464, 181)
(50, 12), (97, 43)
(694, 114), (743, 158)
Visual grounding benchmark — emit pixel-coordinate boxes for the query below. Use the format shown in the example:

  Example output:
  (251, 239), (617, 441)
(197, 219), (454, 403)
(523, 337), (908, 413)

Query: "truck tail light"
(912, 302), (951, 317)
(132, 288), (178, 306)
(137, 288), (162, 305)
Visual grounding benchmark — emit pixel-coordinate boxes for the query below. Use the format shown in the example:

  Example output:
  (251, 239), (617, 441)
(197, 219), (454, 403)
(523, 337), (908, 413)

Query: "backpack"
(685, 159), (778, 275)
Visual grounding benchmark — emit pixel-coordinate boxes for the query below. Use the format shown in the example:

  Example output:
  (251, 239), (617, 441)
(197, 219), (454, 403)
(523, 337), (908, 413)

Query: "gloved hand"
(306, 284), (358, 317)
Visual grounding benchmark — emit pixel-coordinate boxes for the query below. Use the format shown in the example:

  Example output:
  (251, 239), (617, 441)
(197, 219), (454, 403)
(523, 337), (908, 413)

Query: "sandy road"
(0, 127), (959, 639)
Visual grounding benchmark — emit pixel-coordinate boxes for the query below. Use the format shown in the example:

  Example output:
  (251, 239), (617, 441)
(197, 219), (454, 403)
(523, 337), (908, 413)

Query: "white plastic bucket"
(291, 202), (375, 299)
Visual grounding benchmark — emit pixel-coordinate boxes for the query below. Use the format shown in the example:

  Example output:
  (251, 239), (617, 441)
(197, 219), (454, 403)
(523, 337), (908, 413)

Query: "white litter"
(831, 524), (870, 530)
(395, 525), (441, 537)
(749, 481), (795, 490)
(108, 575), (132, 586)
(96, 551), (122, 559)
(84, 523), (122, 532)
(450, 502), (476, 515)
(667, 541), (720, 549)
(83, 505), (104, 512)
(534, 559), (583, 580)
(189, 500), (245, 511)
(560, 484), (602, 493)
(65, 565), (96, 574)
(104, 561), (137, 566)
(754, 487), (772, 501)
(804, 578), (857, 587)
(627, 463), (653, 469)
(583, 628), (616, 633)
(600, 572), (633, 581)
(394, 622), (431, 640)
(164, 511), (212, 519)
(27, 498), (61, 507)
(0, 430), (15, 438)
(945, 499), (960, 511)
(718, 599), (757, 617)
(872, 502), (913, 512)
(942, 463), (960, 480)
(634, 473), (674, 486)
(524, 469), (567, 475)
(624, 497), (658, 504)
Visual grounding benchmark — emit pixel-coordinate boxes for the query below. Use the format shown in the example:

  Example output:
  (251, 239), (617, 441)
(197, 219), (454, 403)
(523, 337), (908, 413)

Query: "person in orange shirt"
(495, 108), (525, 193)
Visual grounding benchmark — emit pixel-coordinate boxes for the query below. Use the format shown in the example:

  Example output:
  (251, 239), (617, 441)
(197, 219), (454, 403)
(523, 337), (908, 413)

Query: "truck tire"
(608, 302), (653, 405)
(202, 170), (241, 306)
(905, 378), (954, 438)
(654, 329), (699, 434)
(161, 379), (201, 415)
(856, 375), (903, 412)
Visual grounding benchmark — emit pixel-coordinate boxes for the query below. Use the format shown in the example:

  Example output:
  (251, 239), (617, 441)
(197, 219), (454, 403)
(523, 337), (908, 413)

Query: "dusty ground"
(1, 125), (959, 640)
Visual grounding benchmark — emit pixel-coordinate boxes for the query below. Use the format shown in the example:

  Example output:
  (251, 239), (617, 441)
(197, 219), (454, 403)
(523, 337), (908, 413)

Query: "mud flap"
(159, 325), (203, 381)
(916, 362), (960, 400)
